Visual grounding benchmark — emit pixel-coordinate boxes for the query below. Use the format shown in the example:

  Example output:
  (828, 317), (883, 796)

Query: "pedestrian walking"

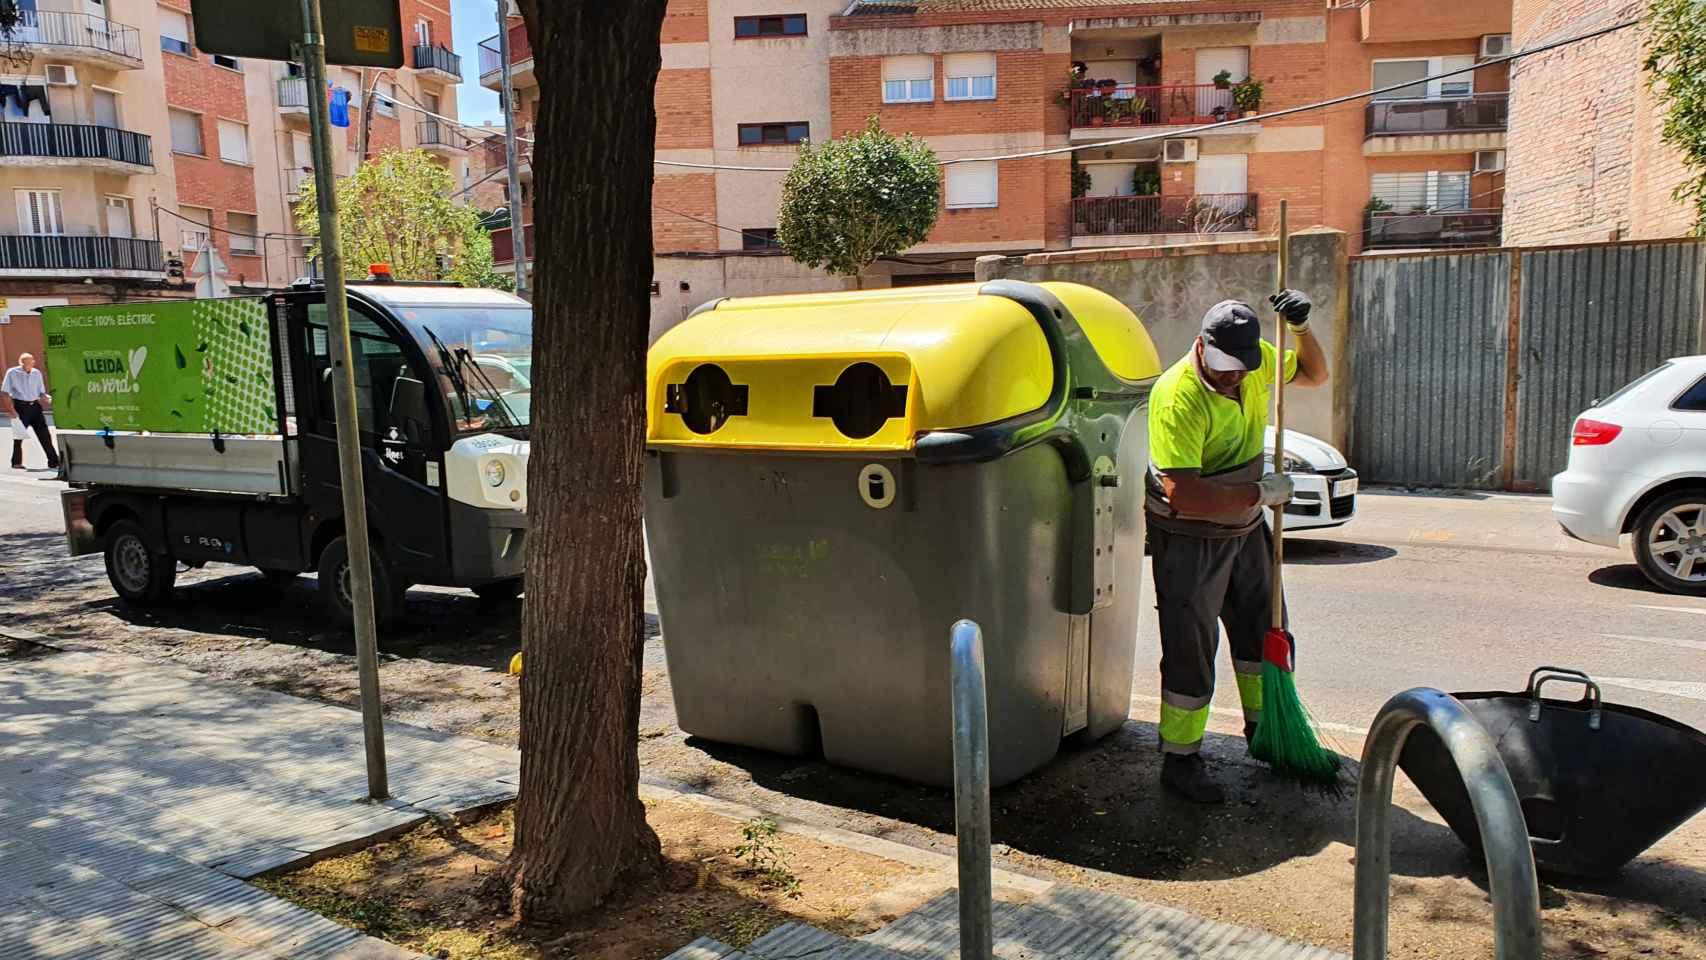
(1144, 292), (1326, 803)
(4, 352), (60, 471)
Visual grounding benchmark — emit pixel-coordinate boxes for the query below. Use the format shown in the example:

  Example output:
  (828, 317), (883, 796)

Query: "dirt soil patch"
(255, 797), (928, 960)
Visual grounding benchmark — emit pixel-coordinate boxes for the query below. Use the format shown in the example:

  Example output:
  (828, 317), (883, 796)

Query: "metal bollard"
(1354, 688), (1542, 960)
(950, 619), (994, 960)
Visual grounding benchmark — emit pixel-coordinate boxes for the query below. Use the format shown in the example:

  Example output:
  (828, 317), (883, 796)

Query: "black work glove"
(1269, 288), (1312, 334)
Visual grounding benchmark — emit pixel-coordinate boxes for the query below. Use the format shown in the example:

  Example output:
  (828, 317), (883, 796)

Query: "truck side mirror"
(390, 376), (429, 442)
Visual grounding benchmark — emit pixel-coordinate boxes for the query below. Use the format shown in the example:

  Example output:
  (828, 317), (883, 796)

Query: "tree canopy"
(1645, 0), (1706, 235)
(777, 118), (940, 277)
(294, 149), (512, 289)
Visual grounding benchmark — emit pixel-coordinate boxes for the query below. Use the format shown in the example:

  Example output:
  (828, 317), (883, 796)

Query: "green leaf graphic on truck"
(40, 298), (276, 435)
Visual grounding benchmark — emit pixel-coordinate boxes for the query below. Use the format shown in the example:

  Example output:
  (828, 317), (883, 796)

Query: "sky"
(451, 0), (504, 125)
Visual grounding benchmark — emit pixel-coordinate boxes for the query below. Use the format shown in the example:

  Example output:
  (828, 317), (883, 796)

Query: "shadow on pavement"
(695, 719), (1452, 884)
(1282, 538), (1399, 565)
(1586, 563), (1674, 596)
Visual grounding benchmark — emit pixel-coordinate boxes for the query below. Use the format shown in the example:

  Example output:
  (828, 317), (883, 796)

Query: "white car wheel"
(1633, 491), (1706, 596)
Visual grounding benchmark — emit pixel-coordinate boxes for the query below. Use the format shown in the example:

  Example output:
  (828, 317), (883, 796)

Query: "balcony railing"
(14, 10), (142, 61)
(412, 43), (462, 79)
(278, 76), (310, 109)
(490, 223), (534, 264)
(1071, 193), (1259, 237)
(417, 120), (471, 151)
(478, 21), (533, 79)
(1065, 83), (1245, 128)
(0, 122), (152, 167)
(1365, 93), (1509, 137)
(1364, 210), (1503, 249)
(0, 235), (163, 273)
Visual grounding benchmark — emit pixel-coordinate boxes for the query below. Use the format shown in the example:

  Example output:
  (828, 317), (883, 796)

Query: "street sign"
(190, 1), (402, 68)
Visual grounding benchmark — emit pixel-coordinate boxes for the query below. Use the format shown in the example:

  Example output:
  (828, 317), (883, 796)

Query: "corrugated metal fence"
(1350, 238), (1706, 491)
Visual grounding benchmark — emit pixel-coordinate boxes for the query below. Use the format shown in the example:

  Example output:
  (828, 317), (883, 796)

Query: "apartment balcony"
(1066, 84), (1257, 141)
(1363, 209), (1503, 250)
(0, 122), (152, 173)
(412, 44), (462, 84)
(477, 22), (535, 91)
(417, 120), (472, 157)
(1069, 193), (1259, 246)
(1364, 94), (1508, 156)
(0, 235), (164, 279)
(490, 222), (534, 265)
(277, 77), (311, 124)
(13, 10), (143, 70)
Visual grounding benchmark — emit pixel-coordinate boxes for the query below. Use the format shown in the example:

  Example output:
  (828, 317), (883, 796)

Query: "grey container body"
(645, 404), (1147, 788)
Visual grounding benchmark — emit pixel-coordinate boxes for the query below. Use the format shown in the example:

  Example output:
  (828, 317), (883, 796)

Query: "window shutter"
(946, 162), (999, 208)
(218, 120), (249, 163)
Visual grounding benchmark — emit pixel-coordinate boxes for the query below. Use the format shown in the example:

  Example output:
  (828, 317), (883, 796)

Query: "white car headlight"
(484, 459), (507, 487)
(1282, 454), (1312, 472)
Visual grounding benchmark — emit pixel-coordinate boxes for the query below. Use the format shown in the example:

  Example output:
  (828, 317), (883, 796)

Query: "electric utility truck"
(44, 276), (532, 625)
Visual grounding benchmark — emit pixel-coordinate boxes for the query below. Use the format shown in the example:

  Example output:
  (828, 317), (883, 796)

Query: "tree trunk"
(510, 0), (667, 922)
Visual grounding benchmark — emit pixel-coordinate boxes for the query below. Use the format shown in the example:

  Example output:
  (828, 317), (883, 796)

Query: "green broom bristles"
(1250, 628), (1342, 786)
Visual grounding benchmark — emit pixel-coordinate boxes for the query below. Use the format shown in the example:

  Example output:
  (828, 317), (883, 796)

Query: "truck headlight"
(484, 459), (507, 487)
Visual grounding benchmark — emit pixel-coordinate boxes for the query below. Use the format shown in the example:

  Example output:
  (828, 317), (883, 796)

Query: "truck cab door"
(285, 299), (448, 583)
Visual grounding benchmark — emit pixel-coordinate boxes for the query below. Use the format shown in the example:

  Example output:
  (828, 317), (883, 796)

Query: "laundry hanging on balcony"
(0, 79), (53, 122)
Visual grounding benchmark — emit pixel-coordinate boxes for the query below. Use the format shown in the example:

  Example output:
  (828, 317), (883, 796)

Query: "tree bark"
(510, 0), (667, 922)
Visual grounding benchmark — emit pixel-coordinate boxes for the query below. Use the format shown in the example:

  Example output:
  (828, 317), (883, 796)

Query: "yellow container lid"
(647, 281), (1158, 453)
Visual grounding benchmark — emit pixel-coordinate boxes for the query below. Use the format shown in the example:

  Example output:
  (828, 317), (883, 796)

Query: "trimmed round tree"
(777, 118), (941, 277)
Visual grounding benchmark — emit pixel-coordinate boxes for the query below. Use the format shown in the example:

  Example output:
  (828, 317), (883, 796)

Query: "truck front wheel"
(317, 536), (404, 627)
(104, 519), (176, 605)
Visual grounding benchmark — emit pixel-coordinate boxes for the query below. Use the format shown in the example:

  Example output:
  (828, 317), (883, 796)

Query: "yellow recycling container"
(645, 280), (1161, 787)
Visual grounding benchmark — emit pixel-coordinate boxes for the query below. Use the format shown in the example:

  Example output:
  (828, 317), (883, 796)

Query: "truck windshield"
(407, 306), (533, 432)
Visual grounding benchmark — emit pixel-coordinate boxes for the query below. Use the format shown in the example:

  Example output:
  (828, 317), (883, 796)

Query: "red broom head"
(1263, 628), (1294, 673)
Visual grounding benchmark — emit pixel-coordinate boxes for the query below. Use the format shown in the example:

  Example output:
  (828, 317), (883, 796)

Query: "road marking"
(1632, 604), (1706, 617)
(1598, 676), (1706, 702)
(1602, 633), (1706, 653)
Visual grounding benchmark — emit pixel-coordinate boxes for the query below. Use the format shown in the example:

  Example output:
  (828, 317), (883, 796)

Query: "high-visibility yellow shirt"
(1149, 339), (1297, 476)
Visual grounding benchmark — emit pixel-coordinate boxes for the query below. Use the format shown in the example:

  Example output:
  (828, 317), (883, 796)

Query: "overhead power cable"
(645, 16), (1638, 173)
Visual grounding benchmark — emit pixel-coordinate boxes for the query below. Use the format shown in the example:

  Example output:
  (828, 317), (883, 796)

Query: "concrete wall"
(975, 228), (1350, 447)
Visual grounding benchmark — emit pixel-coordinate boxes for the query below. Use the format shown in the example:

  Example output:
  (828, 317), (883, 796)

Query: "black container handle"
(1526, 666), (1602, 730)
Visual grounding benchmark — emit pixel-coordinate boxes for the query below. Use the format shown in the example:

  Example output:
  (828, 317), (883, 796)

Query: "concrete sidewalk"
(0, 639), (519, 959)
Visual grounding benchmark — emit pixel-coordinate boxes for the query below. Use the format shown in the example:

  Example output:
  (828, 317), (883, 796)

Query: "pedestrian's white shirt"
(3, 366), (46, 402)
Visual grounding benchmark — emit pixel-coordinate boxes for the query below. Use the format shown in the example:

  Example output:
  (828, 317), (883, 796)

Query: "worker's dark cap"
(1199, 299), (1263, 373)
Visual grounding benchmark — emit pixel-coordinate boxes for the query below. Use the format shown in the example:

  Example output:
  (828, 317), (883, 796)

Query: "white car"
(1267, 426), (1359, 531)
(1552, 355), (1706, 595)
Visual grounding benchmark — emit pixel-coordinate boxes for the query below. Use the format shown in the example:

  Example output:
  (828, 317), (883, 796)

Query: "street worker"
(1145, 291), (1327, 803)
(4, 352), (59, 472)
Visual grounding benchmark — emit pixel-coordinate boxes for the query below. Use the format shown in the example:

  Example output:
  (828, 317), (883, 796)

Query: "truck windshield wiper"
(421, 326), (475, 423)
(453, 346), (524, 433)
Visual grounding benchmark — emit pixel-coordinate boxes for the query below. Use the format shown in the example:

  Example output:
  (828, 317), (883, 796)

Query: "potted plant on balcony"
(1133, 167), (1161, 197)
(1212, 69), (1233, 90)
(1233, 78), (1264, 117)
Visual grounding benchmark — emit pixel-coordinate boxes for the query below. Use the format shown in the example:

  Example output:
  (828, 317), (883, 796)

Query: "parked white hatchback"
(1552, 355), (1706, 595)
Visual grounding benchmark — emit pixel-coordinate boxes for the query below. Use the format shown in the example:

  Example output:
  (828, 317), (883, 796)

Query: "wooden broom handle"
(1271, 199), (1288, 631)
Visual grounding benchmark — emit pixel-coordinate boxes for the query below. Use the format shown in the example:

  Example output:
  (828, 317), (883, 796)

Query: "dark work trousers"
(1149, 519), (1286, 754)
(10, 400), (59, 468)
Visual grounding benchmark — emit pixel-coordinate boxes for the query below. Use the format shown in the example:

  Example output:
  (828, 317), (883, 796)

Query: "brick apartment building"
(476, 0), (1517, 332)
(0, 0), (468, 366)
(1503, 0), (1692, 246)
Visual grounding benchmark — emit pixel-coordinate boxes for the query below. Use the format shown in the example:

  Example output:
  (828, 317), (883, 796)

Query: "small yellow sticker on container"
(353, 25), (390, 54)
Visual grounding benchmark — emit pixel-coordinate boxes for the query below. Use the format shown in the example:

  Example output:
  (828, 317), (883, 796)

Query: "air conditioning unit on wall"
(1162, 138), (1198, 163)
(1474, 149), (1506, 173)
(44, 65), (78, 86)
(1480, 34), (1512, 58)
